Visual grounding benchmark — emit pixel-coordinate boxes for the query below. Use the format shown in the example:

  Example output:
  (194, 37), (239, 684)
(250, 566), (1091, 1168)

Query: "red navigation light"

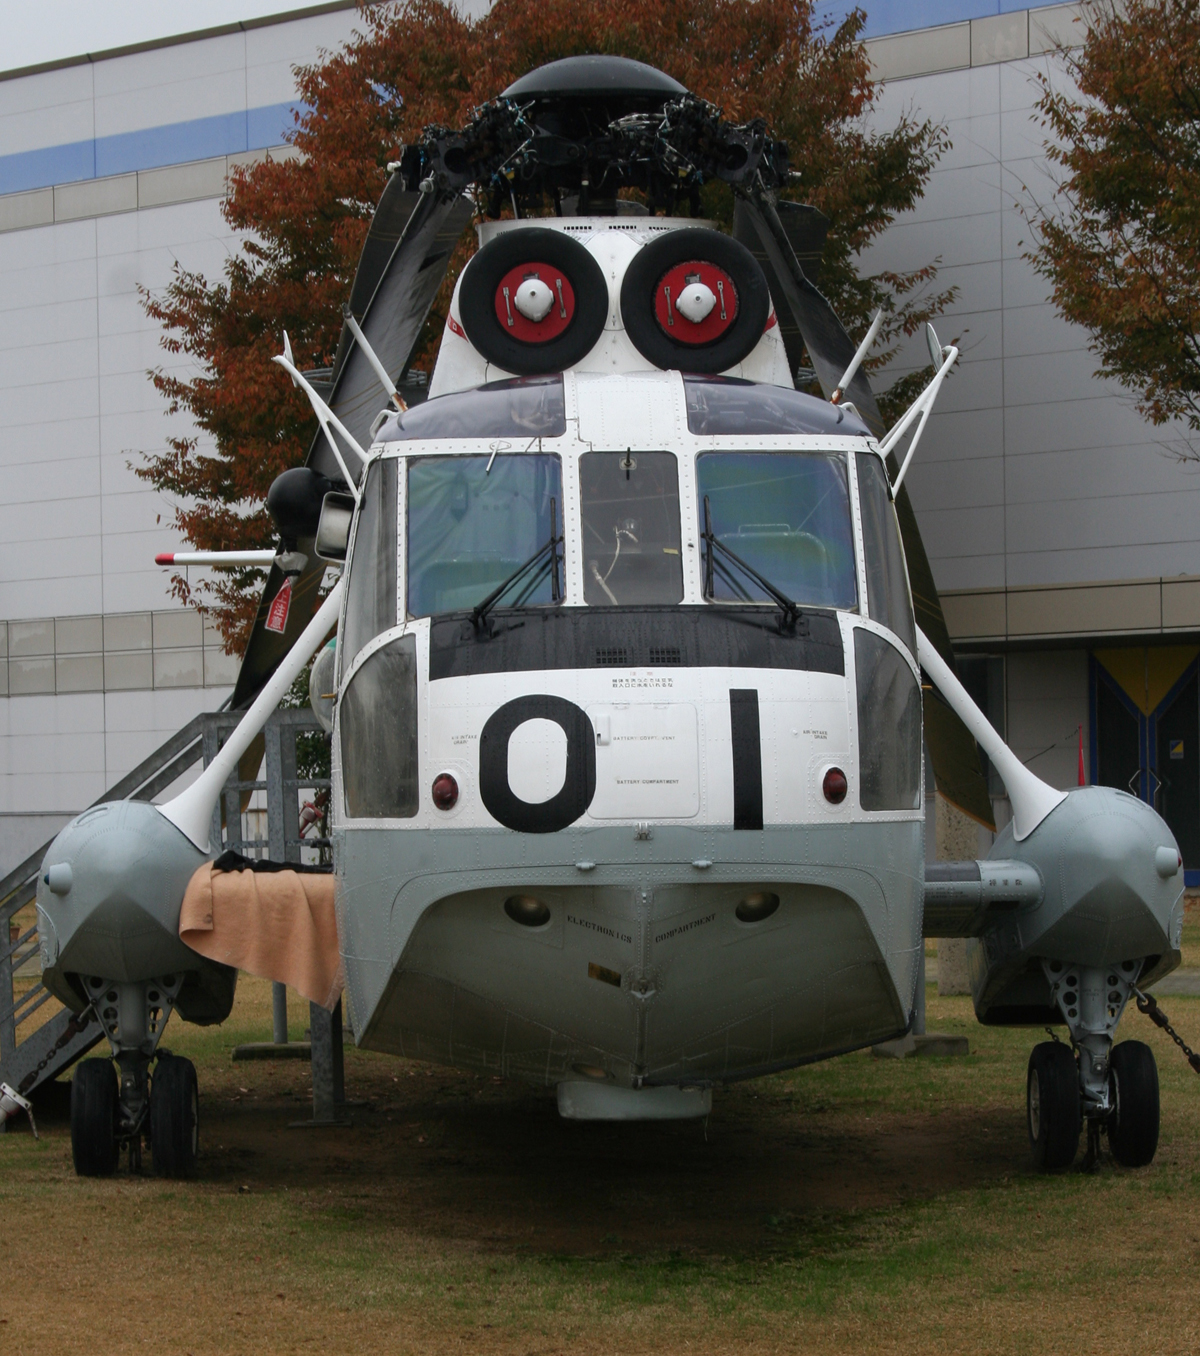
(822, 767), (848, 804)
(431, 773), (459, 811)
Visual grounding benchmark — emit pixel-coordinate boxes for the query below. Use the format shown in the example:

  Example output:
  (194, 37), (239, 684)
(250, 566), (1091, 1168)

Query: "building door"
(1091, 647), (1200, 882)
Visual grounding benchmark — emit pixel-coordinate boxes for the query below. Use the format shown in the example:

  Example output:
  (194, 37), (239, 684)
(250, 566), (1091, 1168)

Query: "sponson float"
(33, 57), (1183, 1176)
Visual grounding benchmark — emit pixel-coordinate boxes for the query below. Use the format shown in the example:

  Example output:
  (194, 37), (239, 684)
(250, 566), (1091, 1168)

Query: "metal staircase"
(0, 708), (328, 1113)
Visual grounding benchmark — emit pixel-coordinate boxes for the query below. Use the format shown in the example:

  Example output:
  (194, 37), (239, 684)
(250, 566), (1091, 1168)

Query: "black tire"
(1108, 1040), (1159, 1168)
(619, 227), (770, 373)
(150, 1054), (199, 1179)
(458, 228), (608, 374)
(1027, 1041), (1081, 1172)
(71, 1058), (118, 1177)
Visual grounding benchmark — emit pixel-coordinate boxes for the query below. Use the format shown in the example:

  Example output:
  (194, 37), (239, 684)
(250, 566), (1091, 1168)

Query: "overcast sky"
(1, 0), (330, 72)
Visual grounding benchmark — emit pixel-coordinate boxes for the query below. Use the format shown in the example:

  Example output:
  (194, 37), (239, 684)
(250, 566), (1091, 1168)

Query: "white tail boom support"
(274, 333), (367, 501)
(916, 626), (1067, 841)
(343, 308), (406, 411)
(159, 577), (346, 851)
(882, 330), (959, 493)
(832, 308), (883, 405)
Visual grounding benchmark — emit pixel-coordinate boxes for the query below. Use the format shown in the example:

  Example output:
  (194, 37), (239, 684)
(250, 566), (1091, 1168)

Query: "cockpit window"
(696, 452), (857, 611)
(684, 376), (871, 438)
(407, 454), (563, 617)
(855, 451), (916, 654)
(379, 375), (565, 441)
(580, 452), (683, 606)
(341, 457), (397, 673)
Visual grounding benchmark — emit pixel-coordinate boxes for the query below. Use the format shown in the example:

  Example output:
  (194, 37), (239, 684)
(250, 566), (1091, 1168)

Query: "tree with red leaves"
(1029, 0), (1200, 451)
(142, 0), (953, 651)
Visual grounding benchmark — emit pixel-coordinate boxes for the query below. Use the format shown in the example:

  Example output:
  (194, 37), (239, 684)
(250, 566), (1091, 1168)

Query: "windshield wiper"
(472, 497), (562, 627)
(702, 495), (800, 630)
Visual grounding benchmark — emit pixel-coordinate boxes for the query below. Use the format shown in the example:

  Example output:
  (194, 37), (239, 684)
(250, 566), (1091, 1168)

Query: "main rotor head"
(396, 54), (790, 218)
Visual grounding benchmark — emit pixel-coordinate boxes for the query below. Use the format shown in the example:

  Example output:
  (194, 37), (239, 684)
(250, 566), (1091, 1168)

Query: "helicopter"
(25, 56), (1183, 1178)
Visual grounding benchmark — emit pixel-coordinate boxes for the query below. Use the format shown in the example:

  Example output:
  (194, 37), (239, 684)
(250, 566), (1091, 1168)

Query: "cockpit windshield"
(407, 454), (562, 617)
(580, 451), (683, 606)
(696, 452), (857, 611)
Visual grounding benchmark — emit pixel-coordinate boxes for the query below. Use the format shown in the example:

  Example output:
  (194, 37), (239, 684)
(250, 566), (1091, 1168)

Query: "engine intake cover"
(621, 227), (770, 373)
(459, 228), (608, 374)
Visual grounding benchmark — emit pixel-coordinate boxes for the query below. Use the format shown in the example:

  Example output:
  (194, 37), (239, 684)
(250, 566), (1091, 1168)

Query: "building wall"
(862, 5), (1200, 598)
(0, 5), (363, 874)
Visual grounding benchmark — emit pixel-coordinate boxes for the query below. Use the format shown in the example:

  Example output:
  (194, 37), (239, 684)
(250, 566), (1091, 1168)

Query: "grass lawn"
(2, 972), (1199, 1354)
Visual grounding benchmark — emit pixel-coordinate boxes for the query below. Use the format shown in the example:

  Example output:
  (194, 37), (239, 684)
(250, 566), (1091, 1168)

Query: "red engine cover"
(494, 263), (576, 342)
(653, 261), (738, 345)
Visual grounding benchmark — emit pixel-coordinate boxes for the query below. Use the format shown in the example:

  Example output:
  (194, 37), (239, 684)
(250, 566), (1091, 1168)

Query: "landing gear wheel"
(71, 1058), (118, 1177)
(1108, 1040), (1159, 1168)
(1027, 1041), (1081, 1172)
(150, 1054), (199, 1178)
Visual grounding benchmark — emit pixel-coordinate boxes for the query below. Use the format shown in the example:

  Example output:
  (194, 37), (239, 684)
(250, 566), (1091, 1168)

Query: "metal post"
(913, 952), (926, 1036)
(271, 982), (288, 1044)
(307, 999), (347, 1125)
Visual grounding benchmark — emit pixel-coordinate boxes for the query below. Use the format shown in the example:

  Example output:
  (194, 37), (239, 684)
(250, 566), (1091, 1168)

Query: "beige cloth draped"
(179, 862), (343, 1011)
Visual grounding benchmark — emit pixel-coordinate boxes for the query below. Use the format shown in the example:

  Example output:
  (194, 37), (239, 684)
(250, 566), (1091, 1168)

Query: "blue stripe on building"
(0, 101), (302, 195)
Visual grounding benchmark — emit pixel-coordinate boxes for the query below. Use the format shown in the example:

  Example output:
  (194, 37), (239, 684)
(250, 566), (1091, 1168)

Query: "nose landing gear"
(69, 974), (197, 1178)
(1025, 959), (1160, 1172)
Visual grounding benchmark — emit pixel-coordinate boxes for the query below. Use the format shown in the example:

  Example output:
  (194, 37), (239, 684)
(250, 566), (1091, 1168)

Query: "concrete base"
(557, 1080), (712, 1121)
(936, 938), (971, 995)
(872, 1032), (970, 1059)
(232, 1042), (312, 1061)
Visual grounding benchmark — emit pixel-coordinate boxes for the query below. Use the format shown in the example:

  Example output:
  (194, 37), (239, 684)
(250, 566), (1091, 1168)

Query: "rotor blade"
(230, 184), (473, 708)
(309, 186), (476, 480)
(732, 196), (883, 436)
(229, 549), (327, 710)
(776, 200), (829, 288)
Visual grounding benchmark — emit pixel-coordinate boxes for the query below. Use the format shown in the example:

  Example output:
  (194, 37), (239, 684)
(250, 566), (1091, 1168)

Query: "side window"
(856, 452), (916, 655)
(855, 628), (922, 811)
(340, 634), (418, 818)
(341, 457), (398, 674)
(580, 451), (682, 606)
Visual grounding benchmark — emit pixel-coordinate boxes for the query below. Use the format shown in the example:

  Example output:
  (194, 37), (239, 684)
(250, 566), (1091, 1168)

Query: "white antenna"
(159, 577), (346, 850)
(274, 334), (366, 502)
(881, 324), (959, 492)
(916, 626), (1067, 842)
(832, 308), (883, 405)
(343, 308), (406, 412)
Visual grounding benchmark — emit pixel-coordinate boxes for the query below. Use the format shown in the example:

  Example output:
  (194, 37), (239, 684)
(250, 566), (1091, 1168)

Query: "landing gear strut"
(70, 974), (196, 1177)
(1025, 958), (1160, 1172)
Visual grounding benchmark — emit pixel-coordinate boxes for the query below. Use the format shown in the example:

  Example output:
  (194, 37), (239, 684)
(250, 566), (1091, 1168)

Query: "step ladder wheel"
(1107, 1039), (1160, 1168)
(150, 1054), (199, 1178)
(71, 1058), (118, 1177)
(1027, 1040), (1082, 1172)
